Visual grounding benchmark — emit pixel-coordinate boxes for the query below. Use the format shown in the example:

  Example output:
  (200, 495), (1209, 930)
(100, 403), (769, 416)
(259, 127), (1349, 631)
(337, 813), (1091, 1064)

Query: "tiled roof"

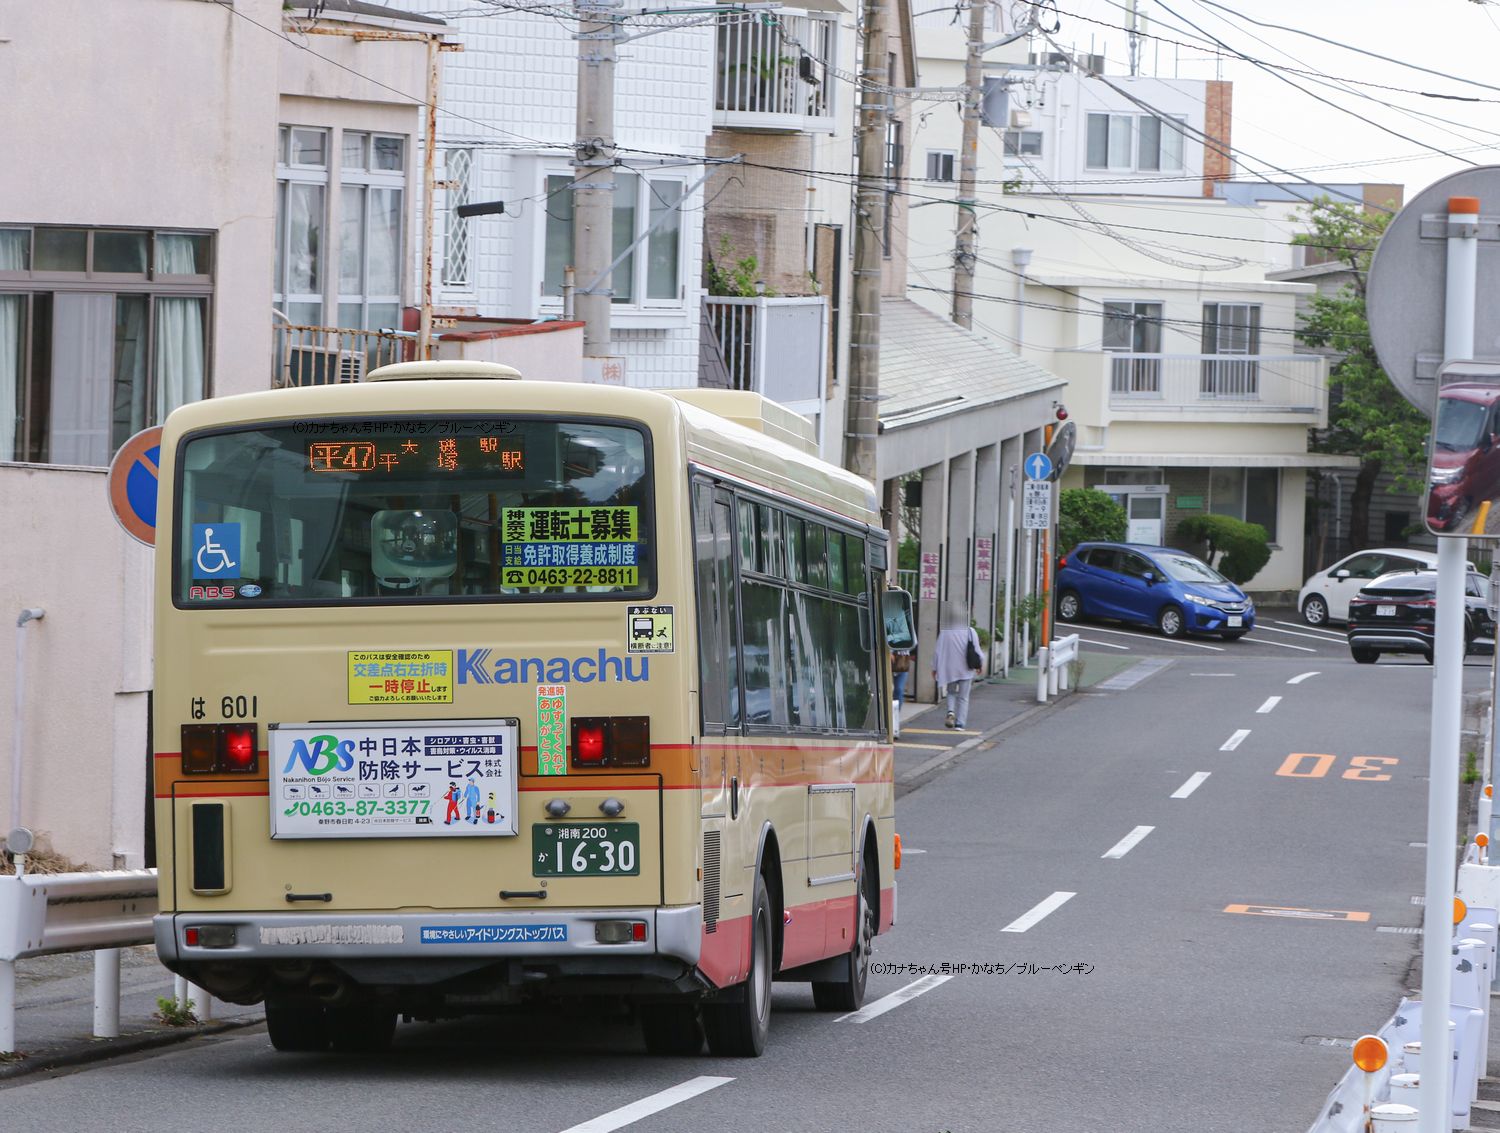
(878, 299), (1065, 427)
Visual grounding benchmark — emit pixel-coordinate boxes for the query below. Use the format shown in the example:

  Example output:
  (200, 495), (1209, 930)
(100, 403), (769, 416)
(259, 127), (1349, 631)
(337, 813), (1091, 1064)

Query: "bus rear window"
(175, 417), (653, 605)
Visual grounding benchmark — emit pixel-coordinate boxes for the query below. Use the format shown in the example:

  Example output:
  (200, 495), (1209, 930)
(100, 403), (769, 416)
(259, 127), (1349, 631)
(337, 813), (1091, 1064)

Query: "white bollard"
(191, 983), (212, 1023)
(1036, 647), (1049, 704)
(1389, 1072), (1421, 1102)
(1402, 1040), (1423, 1077)
(1371, 1103), (1420, 1130)
(93, 948), (121, 1038)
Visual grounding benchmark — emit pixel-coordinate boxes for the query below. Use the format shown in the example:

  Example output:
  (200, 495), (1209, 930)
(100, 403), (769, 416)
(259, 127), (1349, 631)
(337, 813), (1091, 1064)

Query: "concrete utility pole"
(951, 0), (987, 330)
(574, 0), (619, 362)
(845, 0), (888, 481)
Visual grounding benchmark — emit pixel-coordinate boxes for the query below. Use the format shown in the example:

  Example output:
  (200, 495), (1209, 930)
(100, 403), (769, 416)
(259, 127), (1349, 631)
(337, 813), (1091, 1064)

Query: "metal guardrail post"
(1035, 647), (1048, 704)
(93, 948), (120, 1038)
(0, 958), (14, 1054)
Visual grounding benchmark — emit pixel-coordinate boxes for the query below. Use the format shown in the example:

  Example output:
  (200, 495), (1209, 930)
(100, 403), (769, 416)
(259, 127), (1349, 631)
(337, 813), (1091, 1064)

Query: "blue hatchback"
(1054, 542), (1256, 640)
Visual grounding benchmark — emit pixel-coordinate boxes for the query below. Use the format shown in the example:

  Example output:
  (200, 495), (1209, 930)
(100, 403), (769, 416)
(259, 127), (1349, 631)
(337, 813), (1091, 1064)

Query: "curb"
(0, 1013), (264, 1081)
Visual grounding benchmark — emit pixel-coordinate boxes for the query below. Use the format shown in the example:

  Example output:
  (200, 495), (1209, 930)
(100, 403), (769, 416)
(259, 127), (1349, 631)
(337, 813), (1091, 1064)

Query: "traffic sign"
(1024, 452), (1053, 482)
(107, 426), (163, 546)
(1023, 481), (1051, 529)
(1045, 422), (1076, 478)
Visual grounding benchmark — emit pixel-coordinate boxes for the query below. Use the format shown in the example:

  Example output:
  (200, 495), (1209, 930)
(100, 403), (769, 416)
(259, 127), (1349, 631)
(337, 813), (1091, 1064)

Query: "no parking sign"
(107, 426), (163, 546)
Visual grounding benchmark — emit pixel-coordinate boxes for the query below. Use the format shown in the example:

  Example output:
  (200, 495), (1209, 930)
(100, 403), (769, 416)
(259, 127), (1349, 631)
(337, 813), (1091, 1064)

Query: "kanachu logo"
(282, 734), (356, 776)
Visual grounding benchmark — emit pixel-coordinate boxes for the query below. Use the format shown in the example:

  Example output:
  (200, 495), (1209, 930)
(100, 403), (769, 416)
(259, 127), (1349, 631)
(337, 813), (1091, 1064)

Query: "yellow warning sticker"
(348, 650), (454, 704)
(626, 605), (674, 654)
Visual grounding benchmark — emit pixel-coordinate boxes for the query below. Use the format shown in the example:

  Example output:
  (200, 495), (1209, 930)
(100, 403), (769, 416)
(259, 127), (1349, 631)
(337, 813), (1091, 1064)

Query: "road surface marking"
(558, 1077), (735, 1133)
(1239, 636), (1318, 653)
(1377, 926), (1423, 934)
(1287, 671), (1320, 685)
(1264, 621), (1346, 641)
(1077, 637), (1131, 650)
(1223, 904), (1369, 922)
(1171, 772), (1210, 799)
(1102, 825), (1155, 859)
(1257, 696), (1282, 714)
(1220, 729), (1251, 751)
(1410, 895), (1425, 906)
(894, 742), (949, 751)
(1190, 672), (1236, 677)
(1093, 657), (1173, 691)
(903, 727), (979, 736)
(1001, 891), (1076, 933)
(836, 974), (951, 1023)
(1060, 625), (1224, 651)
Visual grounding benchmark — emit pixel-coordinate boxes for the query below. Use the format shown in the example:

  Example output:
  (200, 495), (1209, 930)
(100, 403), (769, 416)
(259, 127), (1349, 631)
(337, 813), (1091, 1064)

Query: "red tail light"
(179, 723), (259, 774)
(1058, 556), (1068, 570)
(573, 721), (607, 765)
(569, 717), (651, 769)
(222, 724), (257, 772)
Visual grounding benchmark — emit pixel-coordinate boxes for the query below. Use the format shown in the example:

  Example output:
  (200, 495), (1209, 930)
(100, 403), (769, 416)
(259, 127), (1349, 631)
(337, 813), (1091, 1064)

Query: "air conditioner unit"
(1010, 109), (1033, 129)
(286, 345), (366, 387)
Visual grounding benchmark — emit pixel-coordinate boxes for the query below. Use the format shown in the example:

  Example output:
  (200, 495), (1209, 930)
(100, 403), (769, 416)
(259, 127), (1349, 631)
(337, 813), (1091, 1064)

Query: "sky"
(1038, 0), (1500, 202)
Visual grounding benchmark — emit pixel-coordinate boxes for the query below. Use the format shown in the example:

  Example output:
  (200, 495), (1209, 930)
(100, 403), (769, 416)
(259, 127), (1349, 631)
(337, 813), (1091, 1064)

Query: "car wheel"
(640, 1002), (705, 1055)
(1057, 590), (1083, 622)
(1302, 595), (1329, 626)
(1156, 605), (1185, 638)
(1351, 647), (1379, 664)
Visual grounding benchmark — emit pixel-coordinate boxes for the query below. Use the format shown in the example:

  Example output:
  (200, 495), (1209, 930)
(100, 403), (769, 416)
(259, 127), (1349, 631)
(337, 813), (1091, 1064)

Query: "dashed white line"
(1240, 636), (1318, 653)
(1190, 672), (1236, 677)
(1220, 729), (1251, 751)
(836, 974), (951, 1023)
(1102, 826), (1155, 860)
(1257, 696), (1282, 714)
(1172, 772), (1210, 799)
(1287, 671), (1320, 684)
(1264, 621), (1346, 642)
(1060, 625), (1224, 651)
(1001, 891), (1076, 933)
(1076, 637), (1131, 650)
(558, 1077), (735, 1133)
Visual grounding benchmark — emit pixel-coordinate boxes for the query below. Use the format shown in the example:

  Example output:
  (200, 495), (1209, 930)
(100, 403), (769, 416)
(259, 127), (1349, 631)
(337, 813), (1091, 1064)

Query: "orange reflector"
(1352, 1033), (1387, 1073)
(1487, 783), (1494, 799)
(893, 833), (903, 871)
(1479, 833), (1490, 849)
(1455, 897), (1468, 925)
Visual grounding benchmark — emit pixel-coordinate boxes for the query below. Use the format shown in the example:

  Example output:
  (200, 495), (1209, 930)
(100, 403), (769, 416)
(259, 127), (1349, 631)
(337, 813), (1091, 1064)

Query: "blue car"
(1054, 542), (1256, 640)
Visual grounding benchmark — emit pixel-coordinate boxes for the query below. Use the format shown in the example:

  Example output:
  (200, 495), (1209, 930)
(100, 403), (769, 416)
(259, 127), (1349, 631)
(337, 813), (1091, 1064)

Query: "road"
(1, 634), (1490, 1132)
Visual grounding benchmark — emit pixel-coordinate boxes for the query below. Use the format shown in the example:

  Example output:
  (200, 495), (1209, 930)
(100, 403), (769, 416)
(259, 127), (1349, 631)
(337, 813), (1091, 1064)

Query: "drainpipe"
(10, 608), (44, 874)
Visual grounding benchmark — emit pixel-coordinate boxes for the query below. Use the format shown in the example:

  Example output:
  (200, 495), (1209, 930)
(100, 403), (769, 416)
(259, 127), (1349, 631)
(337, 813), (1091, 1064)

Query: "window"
(926, 150), (955, 182)
(1086, 113), (1184, 172)
(338, 132), (405, 333)
(1103, 300), (1163, 394)
(0, 226), (212, 466)
(274, 126), (329, 328)
(1383, 512), (1410, 543)
(443, 148), (473, 288)
(1210, 466), (1278, 541)
(543, 170), (683, 305)
(1201, 303), (1261, 397)
(1003, 130), (1043, 158)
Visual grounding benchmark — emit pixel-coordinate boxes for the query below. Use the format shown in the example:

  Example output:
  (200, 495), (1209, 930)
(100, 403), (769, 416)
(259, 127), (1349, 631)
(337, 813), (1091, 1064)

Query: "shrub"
(1058, 488), (1126, 553)
(1174, 514), (1270, 584)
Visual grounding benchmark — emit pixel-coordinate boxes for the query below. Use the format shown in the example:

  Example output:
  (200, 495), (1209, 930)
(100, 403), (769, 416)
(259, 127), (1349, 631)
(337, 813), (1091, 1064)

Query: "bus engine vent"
(702, 830), (722, 933)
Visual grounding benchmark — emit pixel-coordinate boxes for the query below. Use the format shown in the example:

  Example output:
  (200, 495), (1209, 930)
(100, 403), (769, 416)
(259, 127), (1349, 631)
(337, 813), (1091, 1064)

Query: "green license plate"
(532, 822), (640, 877)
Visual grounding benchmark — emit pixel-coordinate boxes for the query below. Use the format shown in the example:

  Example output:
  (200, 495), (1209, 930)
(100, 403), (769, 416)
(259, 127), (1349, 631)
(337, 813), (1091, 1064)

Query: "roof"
(878, 299), (1064, 429)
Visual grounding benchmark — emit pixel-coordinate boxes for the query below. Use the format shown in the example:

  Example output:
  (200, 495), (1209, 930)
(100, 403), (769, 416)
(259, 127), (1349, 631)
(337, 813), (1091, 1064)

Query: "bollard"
(191, 982), (213, 1023)
(1353, 1034), (1391, 1129)
(93, 947), (121, 1038)
(1371, 1103), (1419, 1130)
(1036, 647), (1049, 704)
(1402, 1040), (1422, 1077)
(0, 958), (13, 1054)
(1389, 1072), (1421, 1103)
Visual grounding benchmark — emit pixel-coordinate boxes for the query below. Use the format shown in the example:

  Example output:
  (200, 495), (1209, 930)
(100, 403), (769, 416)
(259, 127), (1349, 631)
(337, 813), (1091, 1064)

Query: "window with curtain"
(0, 226), (212, 466)
(1210, 466), (1279, 541)
(337, 131), (405, 332)
(274, 126), (329, 327)
(541, 167), (684, 307)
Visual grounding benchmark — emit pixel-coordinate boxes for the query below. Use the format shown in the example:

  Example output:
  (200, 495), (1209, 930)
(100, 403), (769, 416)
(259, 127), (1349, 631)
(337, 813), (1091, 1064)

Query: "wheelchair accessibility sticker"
(192, 524), (241, 579)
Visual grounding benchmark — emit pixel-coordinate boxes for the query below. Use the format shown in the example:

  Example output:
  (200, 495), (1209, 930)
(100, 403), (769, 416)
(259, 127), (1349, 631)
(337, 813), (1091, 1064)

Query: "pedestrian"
(931, 602), (984, 729)
(890, 645), (913, 738)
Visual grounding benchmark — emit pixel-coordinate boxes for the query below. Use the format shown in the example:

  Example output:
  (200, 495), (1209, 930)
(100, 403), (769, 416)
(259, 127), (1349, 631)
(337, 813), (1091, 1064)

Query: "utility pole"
(574, 0), (619, 365)
(951, 0), (987, 330)
(845, 0), (888, 481)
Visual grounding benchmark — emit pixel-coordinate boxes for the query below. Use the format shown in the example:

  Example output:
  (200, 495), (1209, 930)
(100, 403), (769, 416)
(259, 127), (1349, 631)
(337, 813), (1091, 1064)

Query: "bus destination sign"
(308, 436), (526, 476)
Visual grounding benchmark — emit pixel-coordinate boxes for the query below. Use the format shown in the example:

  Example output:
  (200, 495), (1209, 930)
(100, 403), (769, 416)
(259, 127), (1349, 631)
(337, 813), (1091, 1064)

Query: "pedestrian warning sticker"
(1223, 904), (1369, 922)
(626, 605), (674, 654)
(349, 650), (455, 704)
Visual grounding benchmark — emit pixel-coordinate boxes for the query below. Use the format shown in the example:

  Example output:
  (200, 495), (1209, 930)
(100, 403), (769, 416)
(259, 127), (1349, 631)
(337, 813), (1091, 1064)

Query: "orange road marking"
(1224, 904), (1369, 922)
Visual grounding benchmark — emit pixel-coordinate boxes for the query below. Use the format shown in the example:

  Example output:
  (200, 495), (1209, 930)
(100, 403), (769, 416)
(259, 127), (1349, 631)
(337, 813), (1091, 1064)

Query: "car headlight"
(1430, 467), (1464, 485)
(1184, 592), (1218, 607)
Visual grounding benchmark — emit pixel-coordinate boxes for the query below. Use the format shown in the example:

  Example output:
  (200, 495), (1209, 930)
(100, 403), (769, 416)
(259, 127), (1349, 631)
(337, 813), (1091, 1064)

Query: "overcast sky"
(1040, 0), (1500, 201)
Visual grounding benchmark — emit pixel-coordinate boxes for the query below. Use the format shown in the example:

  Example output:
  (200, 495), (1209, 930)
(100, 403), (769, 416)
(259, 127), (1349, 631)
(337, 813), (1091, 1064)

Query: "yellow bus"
(151, 360), (911, 1057)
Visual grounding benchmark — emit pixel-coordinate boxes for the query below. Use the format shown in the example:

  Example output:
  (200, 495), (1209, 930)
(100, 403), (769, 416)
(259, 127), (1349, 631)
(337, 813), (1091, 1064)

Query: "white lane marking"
(1257, 696), (1282, 714)
(1001, 891), (1077, 933)
(558, 1077), (735, 1133)
(1172, 772), (1210, 799)
(1287, 671), (1320, 685)
(1077, 637), (1131, 650)
(1220, 729), (1251, 751)
(1238, 636), (1318, 653)
(1102, 825), (1155, 859)
(903, 847), (927, 855)
(1265, 620), (1346, 641)
(836, 974), (951, 1023)
(1061, 625), (1224, 651)
(1190, 672), (1236, 677)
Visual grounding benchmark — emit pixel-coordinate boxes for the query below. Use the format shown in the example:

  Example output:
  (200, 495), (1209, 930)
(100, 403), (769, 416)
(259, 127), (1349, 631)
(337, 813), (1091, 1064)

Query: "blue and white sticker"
(239, 583), (263, 598)
(192, 523), (241, 579)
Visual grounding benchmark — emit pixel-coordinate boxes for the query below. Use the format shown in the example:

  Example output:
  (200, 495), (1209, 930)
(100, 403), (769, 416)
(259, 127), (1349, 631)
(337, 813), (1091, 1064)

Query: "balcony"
(703, 295), (827, 421)
(714, 14), (836, 133)
(272, 323), (410, 388)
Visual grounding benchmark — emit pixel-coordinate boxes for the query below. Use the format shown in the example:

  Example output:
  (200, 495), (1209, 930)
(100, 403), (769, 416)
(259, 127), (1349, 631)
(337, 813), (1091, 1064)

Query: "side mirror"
(1334, 569), (1351, 579)
(882, 587), (916, 650)
(1142, 571), (1156, 584)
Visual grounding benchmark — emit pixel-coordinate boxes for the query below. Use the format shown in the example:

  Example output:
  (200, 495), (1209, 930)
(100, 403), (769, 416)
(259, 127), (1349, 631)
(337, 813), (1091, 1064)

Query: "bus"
(151, 360), (913, 1057)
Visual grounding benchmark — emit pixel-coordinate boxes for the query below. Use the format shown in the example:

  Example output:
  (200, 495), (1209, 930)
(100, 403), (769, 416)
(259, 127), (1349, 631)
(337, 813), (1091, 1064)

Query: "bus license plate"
(532, 822), (640, 877)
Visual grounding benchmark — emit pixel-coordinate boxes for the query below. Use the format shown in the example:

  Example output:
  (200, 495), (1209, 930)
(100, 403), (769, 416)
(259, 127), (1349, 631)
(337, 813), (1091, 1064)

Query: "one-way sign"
(1024, 452), (1053, 482)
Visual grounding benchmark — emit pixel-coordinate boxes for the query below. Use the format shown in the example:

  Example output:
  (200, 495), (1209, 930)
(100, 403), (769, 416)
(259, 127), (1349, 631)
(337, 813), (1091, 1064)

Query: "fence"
(272, 323), (411, 388)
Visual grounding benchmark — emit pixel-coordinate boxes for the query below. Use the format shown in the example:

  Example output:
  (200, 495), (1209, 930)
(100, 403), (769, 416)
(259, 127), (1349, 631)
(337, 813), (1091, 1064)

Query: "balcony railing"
(714, 14), (835, 132)
(704, 295), (827, 416)
(272, 323), (411, 388)
(1104, 352), (1324, 413)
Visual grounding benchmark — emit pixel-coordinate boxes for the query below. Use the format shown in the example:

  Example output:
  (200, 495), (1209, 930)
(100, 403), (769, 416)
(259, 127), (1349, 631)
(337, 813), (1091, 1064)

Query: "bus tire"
(326, 1003), (397, 1053)
(265, 999), (330, 1053)
(639, 1002), (704, 1055)
(811, 849), (876, 1012)
(703, 874), (772, 1057)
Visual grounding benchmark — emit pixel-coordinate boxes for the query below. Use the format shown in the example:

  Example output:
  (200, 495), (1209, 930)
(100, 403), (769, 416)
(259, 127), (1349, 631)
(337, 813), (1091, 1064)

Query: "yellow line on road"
(902, 728), (980, 736)
(1472, 500), (1492, 535)
(895, 742), (950, 751)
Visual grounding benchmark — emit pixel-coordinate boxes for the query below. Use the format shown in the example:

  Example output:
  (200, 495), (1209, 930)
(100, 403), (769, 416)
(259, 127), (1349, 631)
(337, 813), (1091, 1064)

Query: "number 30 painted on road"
(1276, 753), (1399, 781)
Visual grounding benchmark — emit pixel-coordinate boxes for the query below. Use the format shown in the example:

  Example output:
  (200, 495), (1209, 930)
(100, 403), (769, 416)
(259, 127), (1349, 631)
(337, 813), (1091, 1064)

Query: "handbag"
(964, 633), (983, 672)
(891, 650), (912, 673)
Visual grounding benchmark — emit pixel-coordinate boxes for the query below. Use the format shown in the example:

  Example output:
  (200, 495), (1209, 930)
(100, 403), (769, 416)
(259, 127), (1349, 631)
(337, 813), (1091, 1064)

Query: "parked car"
(1298, 548), (1452, 626)
(1055, 542), (1255, 640)
(1345, 568), (1496, 664)
(1426, 383), (1500, 533)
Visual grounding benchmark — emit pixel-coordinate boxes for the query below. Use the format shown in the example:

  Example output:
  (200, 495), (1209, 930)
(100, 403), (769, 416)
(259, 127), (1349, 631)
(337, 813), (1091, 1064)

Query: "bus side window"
(695, 483), (742, 732)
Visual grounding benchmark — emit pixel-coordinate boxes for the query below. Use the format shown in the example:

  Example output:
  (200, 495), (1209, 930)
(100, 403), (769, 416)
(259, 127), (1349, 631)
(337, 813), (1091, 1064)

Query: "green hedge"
(1173, 514), (1270, 585)
(1058, 488), (1126, 553)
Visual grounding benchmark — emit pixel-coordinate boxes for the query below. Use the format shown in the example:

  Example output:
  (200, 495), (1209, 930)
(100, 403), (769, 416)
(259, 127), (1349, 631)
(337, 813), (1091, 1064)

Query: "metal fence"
(272, 323), (411, 389)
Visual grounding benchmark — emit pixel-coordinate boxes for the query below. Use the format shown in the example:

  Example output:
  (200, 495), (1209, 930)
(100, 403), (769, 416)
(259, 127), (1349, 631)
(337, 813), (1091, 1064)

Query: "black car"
(1346, 569), (1496, 664)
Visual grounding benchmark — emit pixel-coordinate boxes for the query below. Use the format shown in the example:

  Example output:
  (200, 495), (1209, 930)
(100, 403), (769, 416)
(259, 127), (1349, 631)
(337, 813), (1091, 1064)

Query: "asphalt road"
(0, 645), (1489, 1133)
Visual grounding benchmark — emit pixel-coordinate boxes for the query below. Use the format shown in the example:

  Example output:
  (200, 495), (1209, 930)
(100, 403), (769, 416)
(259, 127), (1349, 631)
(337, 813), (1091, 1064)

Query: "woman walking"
(931, 602), (984, 729)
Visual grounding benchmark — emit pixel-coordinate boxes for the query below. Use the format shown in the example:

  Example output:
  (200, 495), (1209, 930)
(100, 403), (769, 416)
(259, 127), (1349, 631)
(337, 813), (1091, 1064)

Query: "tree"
(1293, 197), (1429, 552)
(1174, 514), (1270, 585)
(1057, 488), (1126, 553)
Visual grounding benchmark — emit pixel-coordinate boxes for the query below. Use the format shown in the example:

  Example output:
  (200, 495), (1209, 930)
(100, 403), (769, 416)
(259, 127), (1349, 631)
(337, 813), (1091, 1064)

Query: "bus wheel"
(265, 999), (330, 1052)
(703, 874), (772, 1057)
(327, 1004), (397, 1053)
(811, 851), (876, 1012)
(639, 1002), (704, 1055)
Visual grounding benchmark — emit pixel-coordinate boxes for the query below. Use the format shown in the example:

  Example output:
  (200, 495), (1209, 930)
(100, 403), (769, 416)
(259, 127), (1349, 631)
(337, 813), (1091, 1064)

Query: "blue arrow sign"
(1024, 452), (1053, 482)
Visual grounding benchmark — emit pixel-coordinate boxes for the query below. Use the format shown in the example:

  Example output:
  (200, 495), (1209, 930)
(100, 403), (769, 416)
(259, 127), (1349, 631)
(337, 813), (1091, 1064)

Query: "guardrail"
(0, 869), (158, 1053)
(1036, 634), (1079, 703)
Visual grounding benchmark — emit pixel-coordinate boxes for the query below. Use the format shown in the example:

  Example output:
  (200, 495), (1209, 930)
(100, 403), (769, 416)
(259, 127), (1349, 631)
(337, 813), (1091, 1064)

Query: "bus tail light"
(180, 723), (260, 774)
(594, 920), (648, 944)
(570, 717), (650, 769)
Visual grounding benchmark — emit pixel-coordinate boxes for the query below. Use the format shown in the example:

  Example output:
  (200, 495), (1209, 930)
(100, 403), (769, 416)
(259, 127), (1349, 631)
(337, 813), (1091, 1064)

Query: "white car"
(1298, 548), (1472, 625)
